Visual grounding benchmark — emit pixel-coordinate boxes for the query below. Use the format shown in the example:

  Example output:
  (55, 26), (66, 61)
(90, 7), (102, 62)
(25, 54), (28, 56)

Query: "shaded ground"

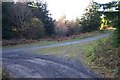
(2, 33), (110, 78)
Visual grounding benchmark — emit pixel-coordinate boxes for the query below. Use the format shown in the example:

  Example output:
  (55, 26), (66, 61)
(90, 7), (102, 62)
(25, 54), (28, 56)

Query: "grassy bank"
(81, 37), (120, 78)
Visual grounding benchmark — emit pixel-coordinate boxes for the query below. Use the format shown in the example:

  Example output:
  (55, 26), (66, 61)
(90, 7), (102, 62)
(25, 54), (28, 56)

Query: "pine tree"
(80, 0), (101, 32)
(28, 1), (55, 37)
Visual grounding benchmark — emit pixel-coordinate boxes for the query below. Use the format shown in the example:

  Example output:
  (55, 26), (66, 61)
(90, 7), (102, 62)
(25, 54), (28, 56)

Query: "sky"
(45, 0), (117, 20)
(14, 0), (118, 20)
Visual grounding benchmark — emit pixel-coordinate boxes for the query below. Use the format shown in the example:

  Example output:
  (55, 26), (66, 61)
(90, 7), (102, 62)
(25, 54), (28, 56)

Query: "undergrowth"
(2, 68), (10, 79)
(83, 37), (120, 78)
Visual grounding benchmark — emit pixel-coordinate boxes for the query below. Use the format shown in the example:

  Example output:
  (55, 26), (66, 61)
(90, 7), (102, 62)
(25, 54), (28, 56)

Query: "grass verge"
(32, 43), (84, 59)
(81, 37), (120, 78)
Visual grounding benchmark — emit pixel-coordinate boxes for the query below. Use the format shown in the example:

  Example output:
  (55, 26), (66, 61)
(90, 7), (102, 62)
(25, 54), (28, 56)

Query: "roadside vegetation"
(2, 68), (10, 79)
(82, 1), (120, 78)
(82, 37), (120, 78)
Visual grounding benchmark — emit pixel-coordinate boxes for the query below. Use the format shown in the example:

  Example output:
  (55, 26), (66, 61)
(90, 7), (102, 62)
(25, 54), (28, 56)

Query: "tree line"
(2, 0), (119, 46)
(2, 1), (55, 39)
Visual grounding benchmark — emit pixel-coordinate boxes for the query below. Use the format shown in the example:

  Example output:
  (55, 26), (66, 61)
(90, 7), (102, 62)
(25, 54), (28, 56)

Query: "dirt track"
(2, 33), (110, 78)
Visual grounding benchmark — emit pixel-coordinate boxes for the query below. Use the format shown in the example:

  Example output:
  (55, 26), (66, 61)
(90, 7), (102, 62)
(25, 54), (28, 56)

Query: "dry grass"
(81, 38), (120, 78)
(32, 43), (84, 59)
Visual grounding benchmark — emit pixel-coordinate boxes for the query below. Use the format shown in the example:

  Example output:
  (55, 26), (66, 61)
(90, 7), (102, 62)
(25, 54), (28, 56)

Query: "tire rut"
(2, 34), (110, 78)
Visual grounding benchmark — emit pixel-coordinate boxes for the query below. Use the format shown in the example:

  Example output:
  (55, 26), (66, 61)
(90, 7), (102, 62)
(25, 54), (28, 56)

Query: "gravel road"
(2, 33), (110, 78)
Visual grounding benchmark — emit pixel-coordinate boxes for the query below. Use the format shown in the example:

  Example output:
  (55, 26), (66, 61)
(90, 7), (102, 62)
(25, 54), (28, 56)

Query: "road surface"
(2, 33), (110, 78)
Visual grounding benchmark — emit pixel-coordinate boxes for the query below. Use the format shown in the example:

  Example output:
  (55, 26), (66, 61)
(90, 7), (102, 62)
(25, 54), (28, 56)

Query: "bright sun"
(46, 0), (90, 20)
(13, 0), (117, 20)
(46, 0), (116, 20)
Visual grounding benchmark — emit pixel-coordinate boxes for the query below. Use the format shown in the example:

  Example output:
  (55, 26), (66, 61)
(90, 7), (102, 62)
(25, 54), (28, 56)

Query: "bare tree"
(9, 2), (32, 38)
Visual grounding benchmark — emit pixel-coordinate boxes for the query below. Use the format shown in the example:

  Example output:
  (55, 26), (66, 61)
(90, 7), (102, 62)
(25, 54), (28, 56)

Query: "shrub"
(2, 68), (10, 79)
(23, 17), (45, 39)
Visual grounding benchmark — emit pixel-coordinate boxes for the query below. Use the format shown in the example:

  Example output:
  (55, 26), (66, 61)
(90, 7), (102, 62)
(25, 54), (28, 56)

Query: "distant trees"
(55, 15), (80, 36)
(55, 15), (68, 36)
(2, 1), (102, 40)
(66, 18), (81, 36)
(80, 0), (101, 32)
(4, 1), (117, 40)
